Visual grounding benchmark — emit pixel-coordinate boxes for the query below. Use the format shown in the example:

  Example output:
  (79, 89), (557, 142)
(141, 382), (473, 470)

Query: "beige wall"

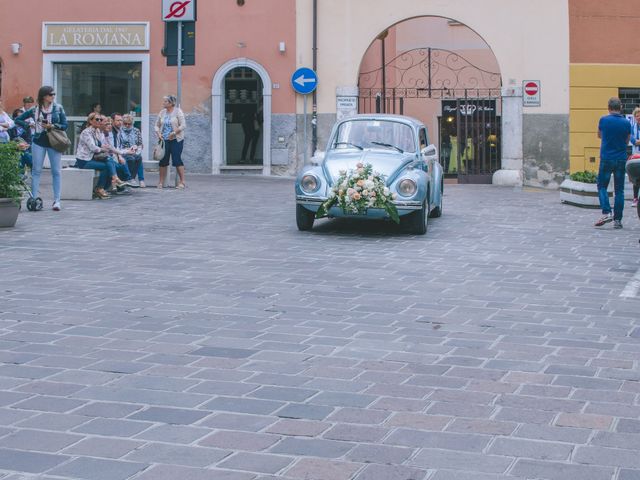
(296, 0), (569, 115)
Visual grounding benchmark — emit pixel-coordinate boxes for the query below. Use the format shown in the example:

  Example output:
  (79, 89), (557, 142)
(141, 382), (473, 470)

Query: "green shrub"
(570, 170), (598, 184)
(0, 142), (23, 205)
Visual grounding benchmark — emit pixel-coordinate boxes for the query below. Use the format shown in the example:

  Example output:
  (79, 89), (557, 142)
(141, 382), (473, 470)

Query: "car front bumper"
(296, 195), (423, 215)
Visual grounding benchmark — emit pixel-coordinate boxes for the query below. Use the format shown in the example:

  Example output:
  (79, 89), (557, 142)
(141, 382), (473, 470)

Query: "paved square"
(0, 174), (639, 479)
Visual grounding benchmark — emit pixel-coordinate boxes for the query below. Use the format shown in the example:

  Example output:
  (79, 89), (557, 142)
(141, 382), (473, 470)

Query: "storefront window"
(54, 62), (142, 154)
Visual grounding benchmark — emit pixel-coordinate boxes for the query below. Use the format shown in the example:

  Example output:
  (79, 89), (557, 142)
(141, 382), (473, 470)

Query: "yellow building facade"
(570, 65), (640, 173)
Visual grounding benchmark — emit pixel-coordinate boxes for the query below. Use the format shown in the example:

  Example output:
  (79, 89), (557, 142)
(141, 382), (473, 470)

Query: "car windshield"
(332, 119), (416, 153)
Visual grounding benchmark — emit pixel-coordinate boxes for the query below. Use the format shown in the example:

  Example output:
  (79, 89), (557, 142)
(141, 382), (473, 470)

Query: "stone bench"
(60, 167), (100, 201)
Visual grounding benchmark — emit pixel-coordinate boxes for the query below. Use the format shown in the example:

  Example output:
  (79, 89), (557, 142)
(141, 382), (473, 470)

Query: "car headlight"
(301, 174), (320, 193)
(397, 178), (417, 197)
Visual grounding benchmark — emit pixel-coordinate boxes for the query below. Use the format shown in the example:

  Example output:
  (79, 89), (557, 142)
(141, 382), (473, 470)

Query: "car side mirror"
(421, 144), (437, 158)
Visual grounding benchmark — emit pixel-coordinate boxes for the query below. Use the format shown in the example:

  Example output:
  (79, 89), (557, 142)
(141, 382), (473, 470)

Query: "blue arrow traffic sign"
(291, 67), (318, 95)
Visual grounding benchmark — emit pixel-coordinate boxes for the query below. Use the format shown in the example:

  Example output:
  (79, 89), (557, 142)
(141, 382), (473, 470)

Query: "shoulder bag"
(153, 138), (166, 161)
(45, 105), (71, 152)
(47, 128), (71, 152)
(91, 130), (109, 161)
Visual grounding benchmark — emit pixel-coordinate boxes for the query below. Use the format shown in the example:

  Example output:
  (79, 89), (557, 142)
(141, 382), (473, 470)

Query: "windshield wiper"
(334, 142), (363, 150)
(371, 141), (404, 153)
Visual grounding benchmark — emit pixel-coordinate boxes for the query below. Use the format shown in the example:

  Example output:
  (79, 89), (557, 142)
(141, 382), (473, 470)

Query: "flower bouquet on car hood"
(316, 162), (399, 223)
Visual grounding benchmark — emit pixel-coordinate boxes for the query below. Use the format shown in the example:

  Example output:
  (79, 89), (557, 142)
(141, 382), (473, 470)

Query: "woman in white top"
(154, 95), (186, 189)
(74, 113), (126, 199)
(0, 99), (15, 143)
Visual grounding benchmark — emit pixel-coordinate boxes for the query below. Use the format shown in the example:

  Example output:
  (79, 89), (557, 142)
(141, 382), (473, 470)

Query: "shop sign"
(43, 23), (150, 50)
(442, 100), (496, 117)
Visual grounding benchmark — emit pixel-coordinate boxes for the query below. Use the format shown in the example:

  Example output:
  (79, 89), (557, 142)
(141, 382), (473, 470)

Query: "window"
(54, 62), (142, 154)
(619, 88), (640, 115)
(334, 119), (416, 153)
(419, 128), (428, 149)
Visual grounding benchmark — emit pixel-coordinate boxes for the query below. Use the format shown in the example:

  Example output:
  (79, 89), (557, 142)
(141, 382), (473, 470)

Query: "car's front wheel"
(296, 204), (315, 231)
(403, 200), (428, 235)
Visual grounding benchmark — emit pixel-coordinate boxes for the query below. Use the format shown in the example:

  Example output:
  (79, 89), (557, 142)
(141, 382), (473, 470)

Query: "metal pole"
(428, 48), (432, 98)
(311, 0), (318, 156)
(171, 20), (183, 187)
(381, 36), (386, 113)
(177, 21), (183, 107)
(303, 94), (308, 165)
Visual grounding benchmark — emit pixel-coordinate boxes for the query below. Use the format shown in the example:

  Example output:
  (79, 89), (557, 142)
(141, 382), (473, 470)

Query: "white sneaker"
(139, 181), (146, 188)
(52, 201), (61, 211)
(594, 213), (613, 227)
(129, 179), (140, 188)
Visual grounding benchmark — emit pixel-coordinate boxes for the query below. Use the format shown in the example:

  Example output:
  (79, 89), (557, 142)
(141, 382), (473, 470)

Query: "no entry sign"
(523, 80), (541, 107)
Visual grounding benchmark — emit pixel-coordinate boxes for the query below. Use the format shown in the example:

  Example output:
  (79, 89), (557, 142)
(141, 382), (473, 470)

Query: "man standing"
(595, 97), (632, 228)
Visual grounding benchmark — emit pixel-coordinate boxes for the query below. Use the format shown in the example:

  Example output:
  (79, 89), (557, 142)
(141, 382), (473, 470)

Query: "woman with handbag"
(74, 113), (126, 199)
(15, 86), (68, 211)
(154, 95), (186, 189)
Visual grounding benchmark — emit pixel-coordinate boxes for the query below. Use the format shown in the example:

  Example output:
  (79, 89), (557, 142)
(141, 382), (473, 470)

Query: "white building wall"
(296, 0), (569, 116)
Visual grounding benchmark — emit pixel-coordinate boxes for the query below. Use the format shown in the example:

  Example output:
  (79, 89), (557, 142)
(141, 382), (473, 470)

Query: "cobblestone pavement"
(0, 174), (639, 480)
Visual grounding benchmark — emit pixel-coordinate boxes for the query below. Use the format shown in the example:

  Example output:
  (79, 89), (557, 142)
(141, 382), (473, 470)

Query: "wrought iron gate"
(359, 47), (502, 183)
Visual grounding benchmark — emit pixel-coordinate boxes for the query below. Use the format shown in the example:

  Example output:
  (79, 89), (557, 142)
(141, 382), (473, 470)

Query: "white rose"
(383, 187), (390, 195)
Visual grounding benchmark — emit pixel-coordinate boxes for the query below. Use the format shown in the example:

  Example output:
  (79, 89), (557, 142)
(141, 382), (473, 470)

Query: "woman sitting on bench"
(74, 112), (127, 199)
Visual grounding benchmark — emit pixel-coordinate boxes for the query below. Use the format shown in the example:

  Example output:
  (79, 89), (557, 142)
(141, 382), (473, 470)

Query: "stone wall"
(148, 109), (337, 176)
(149, 111), (212, 174)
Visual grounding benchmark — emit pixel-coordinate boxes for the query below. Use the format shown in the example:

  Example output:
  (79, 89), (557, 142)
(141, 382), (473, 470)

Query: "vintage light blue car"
(295, 114), (444, 234)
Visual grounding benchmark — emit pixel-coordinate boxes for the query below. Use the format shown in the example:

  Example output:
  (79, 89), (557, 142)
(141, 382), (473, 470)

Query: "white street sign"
(523, 80), (541, 107)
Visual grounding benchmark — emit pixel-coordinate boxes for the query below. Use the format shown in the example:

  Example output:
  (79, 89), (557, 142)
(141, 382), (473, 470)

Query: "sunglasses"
(123, 122), (133, 126)
(94, 118), (104, 122)
(48, 93), (56, 96)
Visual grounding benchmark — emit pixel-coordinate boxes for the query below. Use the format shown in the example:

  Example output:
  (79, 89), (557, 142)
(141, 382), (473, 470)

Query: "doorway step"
(219, 165), (264, 175)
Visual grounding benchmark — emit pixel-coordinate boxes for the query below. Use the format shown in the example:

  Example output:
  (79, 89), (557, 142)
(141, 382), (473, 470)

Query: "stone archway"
(357, 16), (504, 184)
(212, 58), (272, 175)
(298, 0), (569, 187)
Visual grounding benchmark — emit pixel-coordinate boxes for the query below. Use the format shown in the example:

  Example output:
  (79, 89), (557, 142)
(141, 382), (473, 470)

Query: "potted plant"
(560, 170), (606, 208)
(0, 142), (23, 228)
(560, 169), (634, 208)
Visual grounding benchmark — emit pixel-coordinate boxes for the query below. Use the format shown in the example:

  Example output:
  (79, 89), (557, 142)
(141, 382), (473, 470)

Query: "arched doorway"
(224, 67), (264, 167)
(212, 58), (272, 175)
(358, 16), (503, 184)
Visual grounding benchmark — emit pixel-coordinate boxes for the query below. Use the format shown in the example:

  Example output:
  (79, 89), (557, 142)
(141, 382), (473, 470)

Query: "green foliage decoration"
(569, 171), (598, 184)
(0, 142), (24, 205)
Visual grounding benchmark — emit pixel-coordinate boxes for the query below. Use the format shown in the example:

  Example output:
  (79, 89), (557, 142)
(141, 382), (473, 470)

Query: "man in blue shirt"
(595, 97), (632, 228)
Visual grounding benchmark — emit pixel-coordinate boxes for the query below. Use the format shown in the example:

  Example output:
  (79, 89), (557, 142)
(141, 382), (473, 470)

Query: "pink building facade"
(0, 0), (298, 174)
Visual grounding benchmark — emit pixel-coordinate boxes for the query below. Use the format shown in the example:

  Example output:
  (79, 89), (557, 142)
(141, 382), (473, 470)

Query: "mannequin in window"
(448, 135), (458, 173)
(461, 137), (475, 171)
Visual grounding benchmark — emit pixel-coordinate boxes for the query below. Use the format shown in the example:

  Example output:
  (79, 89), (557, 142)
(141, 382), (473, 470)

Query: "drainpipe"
(311, 0), (318, 156)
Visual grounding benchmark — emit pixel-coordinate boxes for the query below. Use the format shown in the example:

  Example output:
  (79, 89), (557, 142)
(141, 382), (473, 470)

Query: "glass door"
(54, 62), (142, 155)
